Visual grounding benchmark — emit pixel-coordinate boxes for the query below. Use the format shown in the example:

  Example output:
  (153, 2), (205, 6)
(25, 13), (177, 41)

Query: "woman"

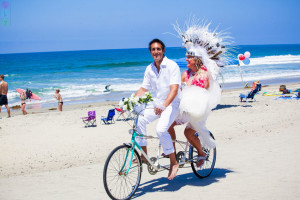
(170, 19), (229, 168)
(20, 91), (27, 115)
(168, 54), (212, 167)
(53, 89), (63, 111)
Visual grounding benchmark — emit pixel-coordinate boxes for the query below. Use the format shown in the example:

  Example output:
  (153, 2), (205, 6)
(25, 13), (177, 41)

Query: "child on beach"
(20, 91), (27, 115)
(53, 89), (63, 111)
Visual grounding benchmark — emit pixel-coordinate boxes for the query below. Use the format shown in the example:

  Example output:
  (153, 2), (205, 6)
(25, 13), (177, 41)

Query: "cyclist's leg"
(167, 121), (177, 154)
(156, 104), (179, 180)
(136, 108), (159, 162)
(184, 125), (206, 167)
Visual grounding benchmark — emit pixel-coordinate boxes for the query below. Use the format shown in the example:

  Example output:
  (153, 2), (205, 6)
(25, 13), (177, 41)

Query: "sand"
(0, 83), (300, 200)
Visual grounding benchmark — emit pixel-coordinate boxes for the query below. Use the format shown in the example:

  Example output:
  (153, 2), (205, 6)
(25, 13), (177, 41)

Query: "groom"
(135, 39), (181, 180)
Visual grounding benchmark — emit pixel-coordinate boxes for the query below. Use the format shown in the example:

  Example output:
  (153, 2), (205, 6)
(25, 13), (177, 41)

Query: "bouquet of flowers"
(119, 92), (153, 112)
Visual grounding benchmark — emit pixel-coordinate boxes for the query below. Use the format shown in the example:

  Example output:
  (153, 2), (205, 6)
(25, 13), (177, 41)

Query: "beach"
(0, 83), (299, 200)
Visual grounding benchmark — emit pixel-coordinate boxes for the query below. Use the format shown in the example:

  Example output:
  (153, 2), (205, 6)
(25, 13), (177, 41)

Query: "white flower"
(133, 96), (139, 104)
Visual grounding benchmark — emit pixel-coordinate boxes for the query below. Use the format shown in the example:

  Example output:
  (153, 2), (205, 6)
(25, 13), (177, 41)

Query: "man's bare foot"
(168, 163), (179, 180)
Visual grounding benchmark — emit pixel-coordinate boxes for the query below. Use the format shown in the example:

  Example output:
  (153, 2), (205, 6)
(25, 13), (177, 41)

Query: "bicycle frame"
(121, 112), (195, 175)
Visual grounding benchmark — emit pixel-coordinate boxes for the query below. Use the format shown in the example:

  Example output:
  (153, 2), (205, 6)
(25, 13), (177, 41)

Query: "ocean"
(0, 44), (300, 110)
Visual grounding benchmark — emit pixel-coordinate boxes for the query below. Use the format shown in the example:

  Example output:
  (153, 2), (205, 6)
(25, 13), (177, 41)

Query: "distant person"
(251, 80), (261, 91)
(255, 80), (262, 91)
(26, 88), (32, 102)
(0, 74), (11, 117)
(105, 85), (111, 92)
(20, 91), (28, 115)
(53, 89), (63, 111)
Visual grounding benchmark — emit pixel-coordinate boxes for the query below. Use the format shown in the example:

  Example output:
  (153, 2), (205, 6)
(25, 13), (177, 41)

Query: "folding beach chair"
(114, 107), (135, 121)
(81, 111), (96, 127)
(101, 109), (115, 124)
(239, 88), (259, 102)
(115, 107), (126, 121)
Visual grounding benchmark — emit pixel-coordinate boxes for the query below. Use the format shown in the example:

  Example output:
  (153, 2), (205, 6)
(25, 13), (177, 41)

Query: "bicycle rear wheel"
(103, 144), (142, 200)
(190, 132), (216, 178)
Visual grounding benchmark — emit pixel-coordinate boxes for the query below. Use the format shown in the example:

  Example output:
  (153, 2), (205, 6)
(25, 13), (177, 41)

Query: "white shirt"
(141, 56), (181, 104)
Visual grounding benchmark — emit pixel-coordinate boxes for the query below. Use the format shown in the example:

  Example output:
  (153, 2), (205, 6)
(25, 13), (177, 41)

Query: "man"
(135, 39), (181, 180)
(26, 88), (32, 102)
(0, 74), (11, 117)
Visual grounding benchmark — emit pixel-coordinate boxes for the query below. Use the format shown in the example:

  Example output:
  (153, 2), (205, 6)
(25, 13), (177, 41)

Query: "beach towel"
(274, 96), (300, 100)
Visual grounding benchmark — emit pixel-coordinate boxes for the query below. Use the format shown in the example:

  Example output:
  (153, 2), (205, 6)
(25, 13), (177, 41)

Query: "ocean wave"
(85, 61), (149, 68)
(220, 69), (300, 83)
(175, 54), (300, 67)
(240, 54), (300, 66)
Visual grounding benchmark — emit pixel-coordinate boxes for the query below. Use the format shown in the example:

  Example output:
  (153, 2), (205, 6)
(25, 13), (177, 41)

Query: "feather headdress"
(173, 18), (233, 68)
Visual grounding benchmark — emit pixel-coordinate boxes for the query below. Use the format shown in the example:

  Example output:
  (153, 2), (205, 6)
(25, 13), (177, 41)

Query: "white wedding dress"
(177, 59), (222, 149)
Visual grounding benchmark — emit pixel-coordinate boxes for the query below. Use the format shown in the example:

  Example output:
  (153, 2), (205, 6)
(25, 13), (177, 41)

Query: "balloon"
(238, 54), (245, 61)
(244, 51), (251, 58)
(243, 58), (250, 65)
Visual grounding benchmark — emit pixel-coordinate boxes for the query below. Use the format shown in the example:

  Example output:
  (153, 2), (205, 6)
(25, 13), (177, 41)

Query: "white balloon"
(244, 51), (251, 58)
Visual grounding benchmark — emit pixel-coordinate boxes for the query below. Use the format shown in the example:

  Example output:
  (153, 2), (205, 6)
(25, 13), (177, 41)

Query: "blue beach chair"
(101, 109), (115, 124)
(239, 88), (259, 102)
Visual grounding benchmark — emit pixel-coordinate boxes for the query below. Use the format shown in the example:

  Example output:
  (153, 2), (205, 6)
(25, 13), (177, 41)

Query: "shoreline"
(2, 77), (300, 115)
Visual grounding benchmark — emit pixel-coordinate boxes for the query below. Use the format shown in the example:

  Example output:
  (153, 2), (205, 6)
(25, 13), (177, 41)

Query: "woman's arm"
(204, 71), (210, 89)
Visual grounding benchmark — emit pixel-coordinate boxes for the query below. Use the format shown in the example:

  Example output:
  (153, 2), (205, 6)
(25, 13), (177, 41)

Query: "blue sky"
(0, 0), (299, 53)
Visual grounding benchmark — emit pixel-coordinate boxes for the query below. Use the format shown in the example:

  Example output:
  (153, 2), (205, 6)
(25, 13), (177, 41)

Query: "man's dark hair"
(148, 39), (165, 51)
(0, 74), (4, 79)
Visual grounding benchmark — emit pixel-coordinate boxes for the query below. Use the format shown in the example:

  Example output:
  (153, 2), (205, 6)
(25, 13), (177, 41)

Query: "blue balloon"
(243, 58), (250, 65)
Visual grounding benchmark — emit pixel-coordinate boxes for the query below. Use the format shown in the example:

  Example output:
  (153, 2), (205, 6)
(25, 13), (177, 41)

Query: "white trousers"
(136, 103), (179, 155)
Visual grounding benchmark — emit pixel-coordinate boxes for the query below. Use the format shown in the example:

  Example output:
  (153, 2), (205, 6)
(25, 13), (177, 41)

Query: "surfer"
(20, 91), (28, 115)
(0, 74), (11, 117)
(105, 85), (111, 92)
(26, 88), (32, 102)
(53, 89), (63, 112)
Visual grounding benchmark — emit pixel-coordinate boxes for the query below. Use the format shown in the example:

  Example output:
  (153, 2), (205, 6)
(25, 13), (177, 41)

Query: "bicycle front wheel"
(103, 145), (142, 200)
(190, 132), (216, 178)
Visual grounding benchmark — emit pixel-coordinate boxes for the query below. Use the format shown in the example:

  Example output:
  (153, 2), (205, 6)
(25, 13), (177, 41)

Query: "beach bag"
(279, 85), (286, 91)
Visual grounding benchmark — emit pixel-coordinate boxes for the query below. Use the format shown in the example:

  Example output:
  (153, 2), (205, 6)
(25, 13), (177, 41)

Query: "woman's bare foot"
(168, 163), (179, 180)
(196, 154), (207, 168)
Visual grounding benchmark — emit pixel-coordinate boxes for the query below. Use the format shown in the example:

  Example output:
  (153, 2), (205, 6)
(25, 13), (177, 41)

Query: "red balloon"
(238, 54), (245, 61)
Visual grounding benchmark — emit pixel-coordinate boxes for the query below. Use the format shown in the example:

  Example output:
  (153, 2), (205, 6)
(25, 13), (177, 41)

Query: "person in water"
(53, 89), (63, 111)
(20, 91), (28, 115)
(105, 85), (111, 92)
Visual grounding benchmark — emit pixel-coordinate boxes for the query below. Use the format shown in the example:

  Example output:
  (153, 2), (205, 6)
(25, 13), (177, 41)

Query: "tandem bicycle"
(103, 108), (216, 200)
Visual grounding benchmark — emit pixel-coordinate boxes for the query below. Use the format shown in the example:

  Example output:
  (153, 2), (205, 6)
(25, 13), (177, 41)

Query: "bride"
(168, 20), (231, 168)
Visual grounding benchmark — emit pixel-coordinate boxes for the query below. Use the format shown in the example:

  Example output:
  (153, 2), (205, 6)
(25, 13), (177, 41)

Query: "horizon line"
(1, 43), (300, 55)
